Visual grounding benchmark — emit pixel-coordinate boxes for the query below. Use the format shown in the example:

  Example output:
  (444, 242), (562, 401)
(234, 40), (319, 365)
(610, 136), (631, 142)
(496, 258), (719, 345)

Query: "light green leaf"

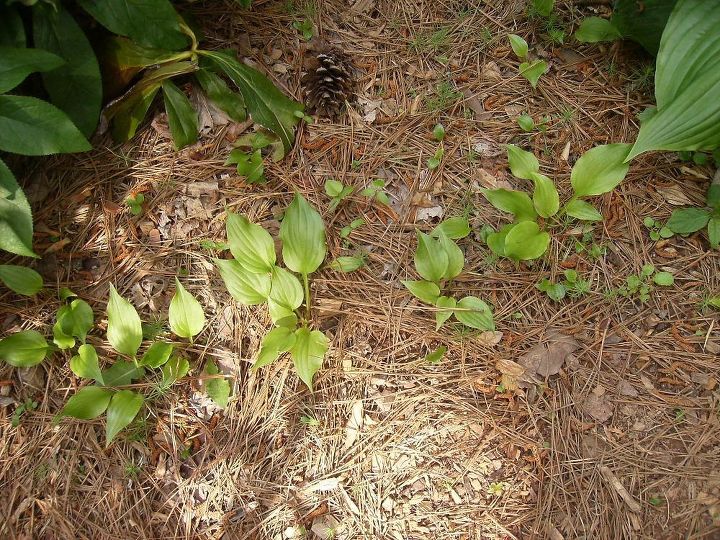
(529, 172), (559, 218)
(430, 216), (471, 239)
(328, 256), (364, 273)
(215, 258), (271, 305)
(519, 60), (547, 88)
(414, 232), (448, 282)
(226, 212), (276, 274)
(162, 80), (198, 150)
(53, 318), (75, 350)
(160, 356), (189, 389)
(269, 266), (304, 312)
(196, 68), (246, 122)
(454, 297), (495, 330)
(105, 390), (144, 446)
(706, 297), (720, 309)
(0, 46), (64, 94)
(437, 232), (464, 280)
(254, 326), (296, 369)
(169, 278), (205, 339)
(517, 114), (535, 132)
(565, 199), (603, 221)
(506, 144), (540, 180)
(653, 271), (674, 286)
(666, 208), (710, 234)
(268, 300), (298, 328)
(280, 193), (327, 275)
(70, 344), (104, 384)
(324, 179), (344, 197)
(424, 345), (447, 364)
(482, 189), (537, 221)
(0, 265), (42, 296)
(56, 298), (94, 343)
(61, 386), (112, 420)
(201, 50), (302, 154)
(290, 328), (328, 390)
(204, 360), (230, 408)
(402, 280), (441, 305)
(504, 221), (550, 261)
(571, 144), (632, 196)
(508, 34), (528, 59)
(101, 361), (145, 387)
(435, 296), (456, 330)
(486, 224), (515, 257)
(574, 17), (622, 43)
(0, 158), (36, 257)
(140, 341), (174, 368)
(708, 217), (720, 249)
(0, 330), (49, 367)
(0, 95), (91, 156)
(107, 284), (142, 358)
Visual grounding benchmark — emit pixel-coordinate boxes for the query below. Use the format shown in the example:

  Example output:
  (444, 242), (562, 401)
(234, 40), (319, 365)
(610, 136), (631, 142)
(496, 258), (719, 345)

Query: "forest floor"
(1, 0), (719, 539)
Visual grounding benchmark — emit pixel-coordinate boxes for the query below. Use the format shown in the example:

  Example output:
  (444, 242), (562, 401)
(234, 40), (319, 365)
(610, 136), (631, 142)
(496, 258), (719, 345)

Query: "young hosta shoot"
(483, 143), (632, 261)
(215, 193), (330, 389)
(53, 288), (94, 350)
(508, 34), (548, 88)
(360, 179), (390, 205)
(402, 217), (495, 332)
(325, 179), (354, 212)
(665, 184), (720, 249)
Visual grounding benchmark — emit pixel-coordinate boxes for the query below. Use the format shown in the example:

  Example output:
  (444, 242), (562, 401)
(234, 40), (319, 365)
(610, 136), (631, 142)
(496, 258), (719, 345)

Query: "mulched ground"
(1, 0), (719, 539)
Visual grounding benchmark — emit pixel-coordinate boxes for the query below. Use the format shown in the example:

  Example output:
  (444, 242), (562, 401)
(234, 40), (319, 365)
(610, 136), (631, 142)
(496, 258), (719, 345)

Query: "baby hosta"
(403, 217), (495, 332)
(215, 193), (329, 390)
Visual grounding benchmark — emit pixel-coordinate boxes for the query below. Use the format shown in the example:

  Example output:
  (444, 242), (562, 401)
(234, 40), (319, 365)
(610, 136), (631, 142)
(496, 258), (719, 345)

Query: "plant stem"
(302, 273), (311, 321)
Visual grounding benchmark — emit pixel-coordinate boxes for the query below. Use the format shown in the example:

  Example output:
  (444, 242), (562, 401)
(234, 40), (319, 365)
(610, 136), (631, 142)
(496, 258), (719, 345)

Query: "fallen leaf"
(657, 184), (694, 206)
(517, 330), (579, 383)
(582, 392), (613, 423)
(482, 61), (502, 81)
(343, 400), (364, 450)
(616, 380), (638, 397)
(496, 358), (525, 391)
(311, 515), (341, 540)
(304, 477), (341, 493)
(477, 331), (503, 347)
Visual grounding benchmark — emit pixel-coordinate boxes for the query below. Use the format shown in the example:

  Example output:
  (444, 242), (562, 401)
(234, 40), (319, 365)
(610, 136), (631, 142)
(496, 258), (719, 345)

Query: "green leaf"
(254, 326), (296, 369)
(707, 184), (720, 209)
(280, 193), (327, 275)
(0, 7), (25, 48)
(0, 330), (50, 367)
(107, 284), (142, 358)
(201, 50), (302, 155)
(162, 80), (198, 150)
(70, 344), (104, 384)
(0, 95), (91, 155)
(196, 68), (246, 122)
(533, 0), (554, 16)
(506, 144), (540, 180)
(504, 221), (550, 261)
(666, 208), (710, 234)
(486, 224), (515, 257)
(565, 199), (603, 221)
(290, 328), (328, 390)
(268, 300), (298, 327)
(52, 318), (74, 350)
(101, 361), (145, 387)
(706, 297), (720, 309)
(0, 158), (35, 257)
(55, 298), (94, 345)
(570, 144), (632, 196)
(529, 172), (559, 218)
(508, 34), (528, 59)
(402, 280), (441, 305)
(215, 258), (271, 305)
(611, 0), (680, 56)
(269, 266), (304, 312)
(708, 217), (720, 249)
(454, 297), (495, 330)
(105, 390), (144, 446)
(160, 356), (189, 389)
(328, 256), (364, 273)
(61, 386), (112, 420)
(430, 216), (470, 239)
(0, 46), (64, 94)
(324, 179), (344, 197)
(626, 0), (720, 159)
(226, 212), (276, 274)
(33, 5), (102, 136)
(653, 271), (674, 286)
(435, 296), (456, 330)
(414, 232), (448, 282)
(482, 189), (537, 221)
(432, 123), (446, 141)
(437, 232), (464, 280)
(574, 17), (622, 43)
(169, 278), (205, 339)
(517, 114), (534, 132)
(519, 60), (547, 88)
(0, 265), (42, 295)
(140, 341), (174, 368)
(105, 36), (183, 68)
(227, 148), (265, 183)
(77, 0), (187, 50)
(204, 360), (230, 408)
(424, 345), (447, 364)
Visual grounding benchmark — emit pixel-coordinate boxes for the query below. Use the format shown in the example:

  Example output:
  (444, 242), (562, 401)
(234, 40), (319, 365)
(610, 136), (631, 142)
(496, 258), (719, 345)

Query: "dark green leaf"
(55, 298), (94, 342)
(0, 46), (64, 94)
(611, 0), (677, 55)
(0, 264), (42, 295)
(666, 208), (710, 234)
(101, 360), (145, 387)
(140, 341), (173, 368)
(162, 79), (198, 150)
(574, 17), (622, 43)
(0, 7), (25, 48)
(105, 390), (143, 445)
(0, 330), (49, 367)
(105, 36), (184, 68)
(0, 158), (35, 257)
(196, 68), (246, 122)
(61, 386), (112, 420)
(708, 217), (720, 248)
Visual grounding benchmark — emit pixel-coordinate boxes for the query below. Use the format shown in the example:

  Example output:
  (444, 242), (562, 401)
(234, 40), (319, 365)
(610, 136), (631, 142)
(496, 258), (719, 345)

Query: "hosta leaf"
(504, 221), (550, 261)
(611, 0), (676, 55)
(226, 212), (275, 273)
(101, 361), (145, 387)
(666, 207), (710, 234)
(454, 296), (495, 331)
(56, 298), (94, 343)
(254, 326), (296, 369)
(0, 46), (64, 94)
(529, 172), (559, 218)
(414, 232), (448, 282)
(402, 280), (441, 305)
(486, 224), (515, 257)
(290, 328), (328, 390)
(61, 386), (112, 420)
(105, 390), (144, 446)
(571, 144), (632, 196)
(215, 258), (270, 305)
(435, 296), (456, 330)
(140, 341), (174, 368)
(508, 34), (528, 59)
(437, 232), (464, 280)
(70, 344), (104, 384)
(430, 216), (470, 239)
(204, 360), (230, 408)
(708, 217), (720, 249)
(169, 278), (205, 339)
(0, 265), (42, 296)
(482, 189), (537, 222)
(574, 17), (622, 43)
(162, 80), (198, 150)
(0, 158), (36, 257)
(0, 330), (50, 367)
(107, 284), (142, 358)
(565, 199), (603, 221)
(269, 266), (303, 312)
(519, 60), (547, 88)
(160, 356), (189, 389)
(280, 193), (326, 275)
(506, 144), (540, 180)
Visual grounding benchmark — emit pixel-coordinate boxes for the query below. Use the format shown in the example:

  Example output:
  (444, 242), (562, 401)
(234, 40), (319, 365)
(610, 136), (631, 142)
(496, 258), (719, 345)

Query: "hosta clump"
(214, 193), (329, 390)
(403, 217), (495, 332)
(483, 143), (632, 261)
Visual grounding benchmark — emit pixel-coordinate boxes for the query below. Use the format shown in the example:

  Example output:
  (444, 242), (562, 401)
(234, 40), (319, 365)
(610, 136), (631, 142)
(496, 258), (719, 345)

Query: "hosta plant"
(665, 183), (720, 249)
(403, 217), (495, 332)
(482, 143), (632, 261)
(214, 193), (329, 390)
(507, 34), (548, 88)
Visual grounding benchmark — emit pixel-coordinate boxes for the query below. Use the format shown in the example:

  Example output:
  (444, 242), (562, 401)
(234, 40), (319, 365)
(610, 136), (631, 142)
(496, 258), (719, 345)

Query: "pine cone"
(301, 50), (354, 119)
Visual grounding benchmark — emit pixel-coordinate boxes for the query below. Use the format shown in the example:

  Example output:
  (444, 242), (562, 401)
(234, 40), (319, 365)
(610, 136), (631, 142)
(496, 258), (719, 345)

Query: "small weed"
(537, 269), (591, 302)
(411, 27), (451, 53)
(350, 159), (362, 170)
(629, 63), (655, 92)
(574, 231), (606, 259)
(425, 80), (463, 112)
(125, 193), (145, 216)
(547, 28), (565, 45)
(488, 481), (507, 496)
(613, 264), (674, 303)
(198, 239), (229, 251)
(11, 398), (38, 427)
(301, 414), (320, 427)
(292, 18), (314, 41)
(179, 446), (192, 460)
(559, 106), (576, 125)
(324, 179), (354, 212)
(649, 496), (664, 506)
(424, 346), (447, 364)
(124, 461), (142, 479)
(340, 218), (365, 239)
(360, 179), (390, 205)
(643, 216), (673, 241)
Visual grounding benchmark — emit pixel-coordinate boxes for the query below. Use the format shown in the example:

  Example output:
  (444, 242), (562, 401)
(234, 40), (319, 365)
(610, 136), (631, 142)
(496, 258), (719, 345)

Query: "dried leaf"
(582, 392), (613, 423)
(343, 400), (364, 450)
